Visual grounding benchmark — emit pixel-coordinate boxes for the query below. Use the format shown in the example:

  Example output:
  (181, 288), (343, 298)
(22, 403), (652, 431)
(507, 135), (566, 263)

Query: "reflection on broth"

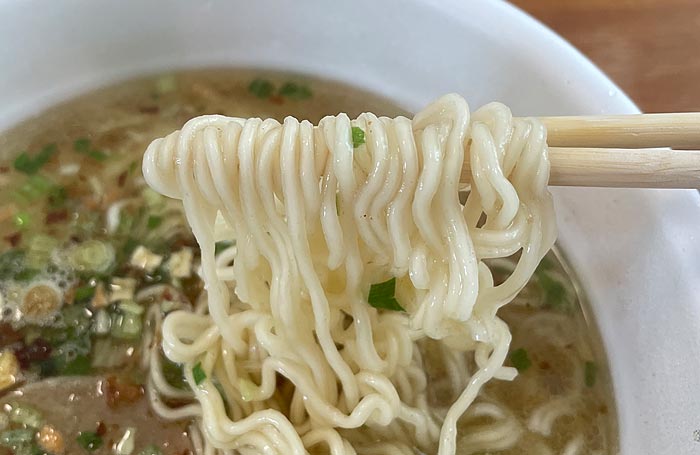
(0, 70), (615, 455)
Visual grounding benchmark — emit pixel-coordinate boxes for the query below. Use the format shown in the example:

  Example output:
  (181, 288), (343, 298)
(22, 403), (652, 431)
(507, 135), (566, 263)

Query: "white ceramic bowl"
(1, 1), (699, 453)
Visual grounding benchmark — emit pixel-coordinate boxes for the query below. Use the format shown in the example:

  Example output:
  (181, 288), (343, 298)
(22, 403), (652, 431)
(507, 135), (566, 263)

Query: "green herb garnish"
(74, 138), (107, 161)
(13, 212), (30, 229)
(162, 357), (189, 390)
(248, 78), (274, 99)
(47, 185), (68, 207)
(278, 82), (312, 100)
(147, 215), (163, 230)
(351, 127), (366, 148)
(13, 144), (57, 174)
(14, 174), (56, 203)
(76, 431), (103, 451)
(584, 361), (597, 387)
(74, 285), (96, 303)
(538, 273), (568, 310)
(192, 362), (206, 385)
(367, 278), (405, 312)
(214, 240), (235, 255)
(510, 348), (532, 372)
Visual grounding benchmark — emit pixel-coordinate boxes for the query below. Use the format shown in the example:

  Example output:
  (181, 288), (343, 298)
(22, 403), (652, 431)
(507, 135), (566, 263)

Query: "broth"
(0, 69), (616, 455)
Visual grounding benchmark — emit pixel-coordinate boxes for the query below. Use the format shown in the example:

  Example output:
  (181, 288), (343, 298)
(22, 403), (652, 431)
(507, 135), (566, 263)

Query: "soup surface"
(0, 70), (616, 455)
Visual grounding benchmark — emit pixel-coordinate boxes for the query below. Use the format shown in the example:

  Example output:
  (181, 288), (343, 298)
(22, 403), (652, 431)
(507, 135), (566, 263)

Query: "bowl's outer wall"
(1, 1), (699, 453)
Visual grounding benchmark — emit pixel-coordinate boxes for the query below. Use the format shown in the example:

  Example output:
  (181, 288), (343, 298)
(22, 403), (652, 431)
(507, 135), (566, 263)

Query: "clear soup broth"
(0, 70), (616, 455)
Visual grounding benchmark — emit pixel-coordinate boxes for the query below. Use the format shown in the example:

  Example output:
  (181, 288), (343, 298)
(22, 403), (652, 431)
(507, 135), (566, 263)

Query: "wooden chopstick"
(545, 147), (700, 188)
(460, 112), (700, 188)
(460, 147), (700, 188)
(539, 112), (700, 149)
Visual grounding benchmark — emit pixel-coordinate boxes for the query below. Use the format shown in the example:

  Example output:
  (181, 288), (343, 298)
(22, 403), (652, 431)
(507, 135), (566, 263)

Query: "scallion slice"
(367, 278), (405, 312)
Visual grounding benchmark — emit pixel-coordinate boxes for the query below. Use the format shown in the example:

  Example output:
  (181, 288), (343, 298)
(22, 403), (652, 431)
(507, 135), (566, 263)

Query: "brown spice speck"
(269, 95), (285, 105)
(45, 209), (69, 225)
(4, 232), (21, 247)
(117, 171), (128, 188)
(104, 375), (144, 408)
(138, 105), (160, 115)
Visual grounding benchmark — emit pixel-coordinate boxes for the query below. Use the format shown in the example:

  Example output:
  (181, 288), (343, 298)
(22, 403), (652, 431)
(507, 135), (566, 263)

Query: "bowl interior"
(1, 1), (700, 453)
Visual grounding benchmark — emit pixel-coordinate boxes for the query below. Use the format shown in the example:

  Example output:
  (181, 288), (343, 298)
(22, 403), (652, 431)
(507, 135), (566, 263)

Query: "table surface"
(510, 0), (700, 112)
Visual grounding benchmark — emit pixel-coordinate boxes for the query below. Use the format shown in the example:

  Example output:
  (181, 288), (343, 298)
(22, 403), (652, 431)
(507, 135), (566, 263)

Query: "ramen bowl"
(0, 1), (699, 454)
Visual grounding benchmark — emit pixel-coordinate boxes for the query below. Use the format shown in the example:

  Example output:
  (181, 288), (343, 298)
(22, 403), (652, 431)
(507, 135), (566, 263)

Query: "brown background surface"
(510, 0), (700, 112)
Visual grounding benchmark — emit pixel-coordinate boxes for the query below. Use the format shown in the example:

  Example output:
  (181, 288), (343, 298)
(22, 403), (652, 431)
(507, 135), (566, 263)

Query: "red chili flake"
(45, 209), (69, 225)
(117, 171), (128, 188)
(14, 338), (52, 369)
(538, 360), (551, 370)
(3, 232), (21, 247)
(269, 94), (285, 105)
(95, 421), (107, 436)
(138, 105), (160, 114)
(104, 376), (144, 408)
(0, 166), (9, 174)
(162, 288), (173, 301)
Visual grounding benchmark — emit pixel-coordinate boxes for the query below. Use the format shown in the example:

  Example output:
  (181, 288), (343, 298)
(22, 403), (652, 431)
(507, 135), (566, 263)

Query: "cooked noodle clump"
(142, 94), (556, 455)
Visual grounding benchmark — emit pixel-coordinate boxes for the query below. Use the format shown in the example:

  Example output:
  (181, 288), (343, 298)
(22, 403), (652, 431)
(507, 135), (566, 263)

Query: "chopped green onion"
(74, 284), (96, 303)
(510, 348), (532, 372)
(12, 212), (30, 229)
(192, 361), (206, 385)
(118, 300), (144, 315)
(584, 361), (597, 387)
(110, 312), (143, 340)
(147, 215), (163, 230)
(214, 240), (235, 255)
(14, 268), (40, 282)
(367, 278), (405, 312)
(0, 429), (35, 449)
(61, 305), (94, 338)
(351, 127), (366, 148)
(76, 431), (103, 451)
(538, 273), (569, 310)
(74, 138), (107, 161)
(138, 444), (163, 455)
(47, 185), (67, 207)
(69, 240), (115, 273)
(162, 357), (189, 390)
(8, 403), (43, 428)
(277, 82), (312, 100)
(248, 78), (274, 98)
(13, 144), (57, 175)
(52, 351), (92, 376)
(128, 160), (139, 175)
(14, 174), (56, 203)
